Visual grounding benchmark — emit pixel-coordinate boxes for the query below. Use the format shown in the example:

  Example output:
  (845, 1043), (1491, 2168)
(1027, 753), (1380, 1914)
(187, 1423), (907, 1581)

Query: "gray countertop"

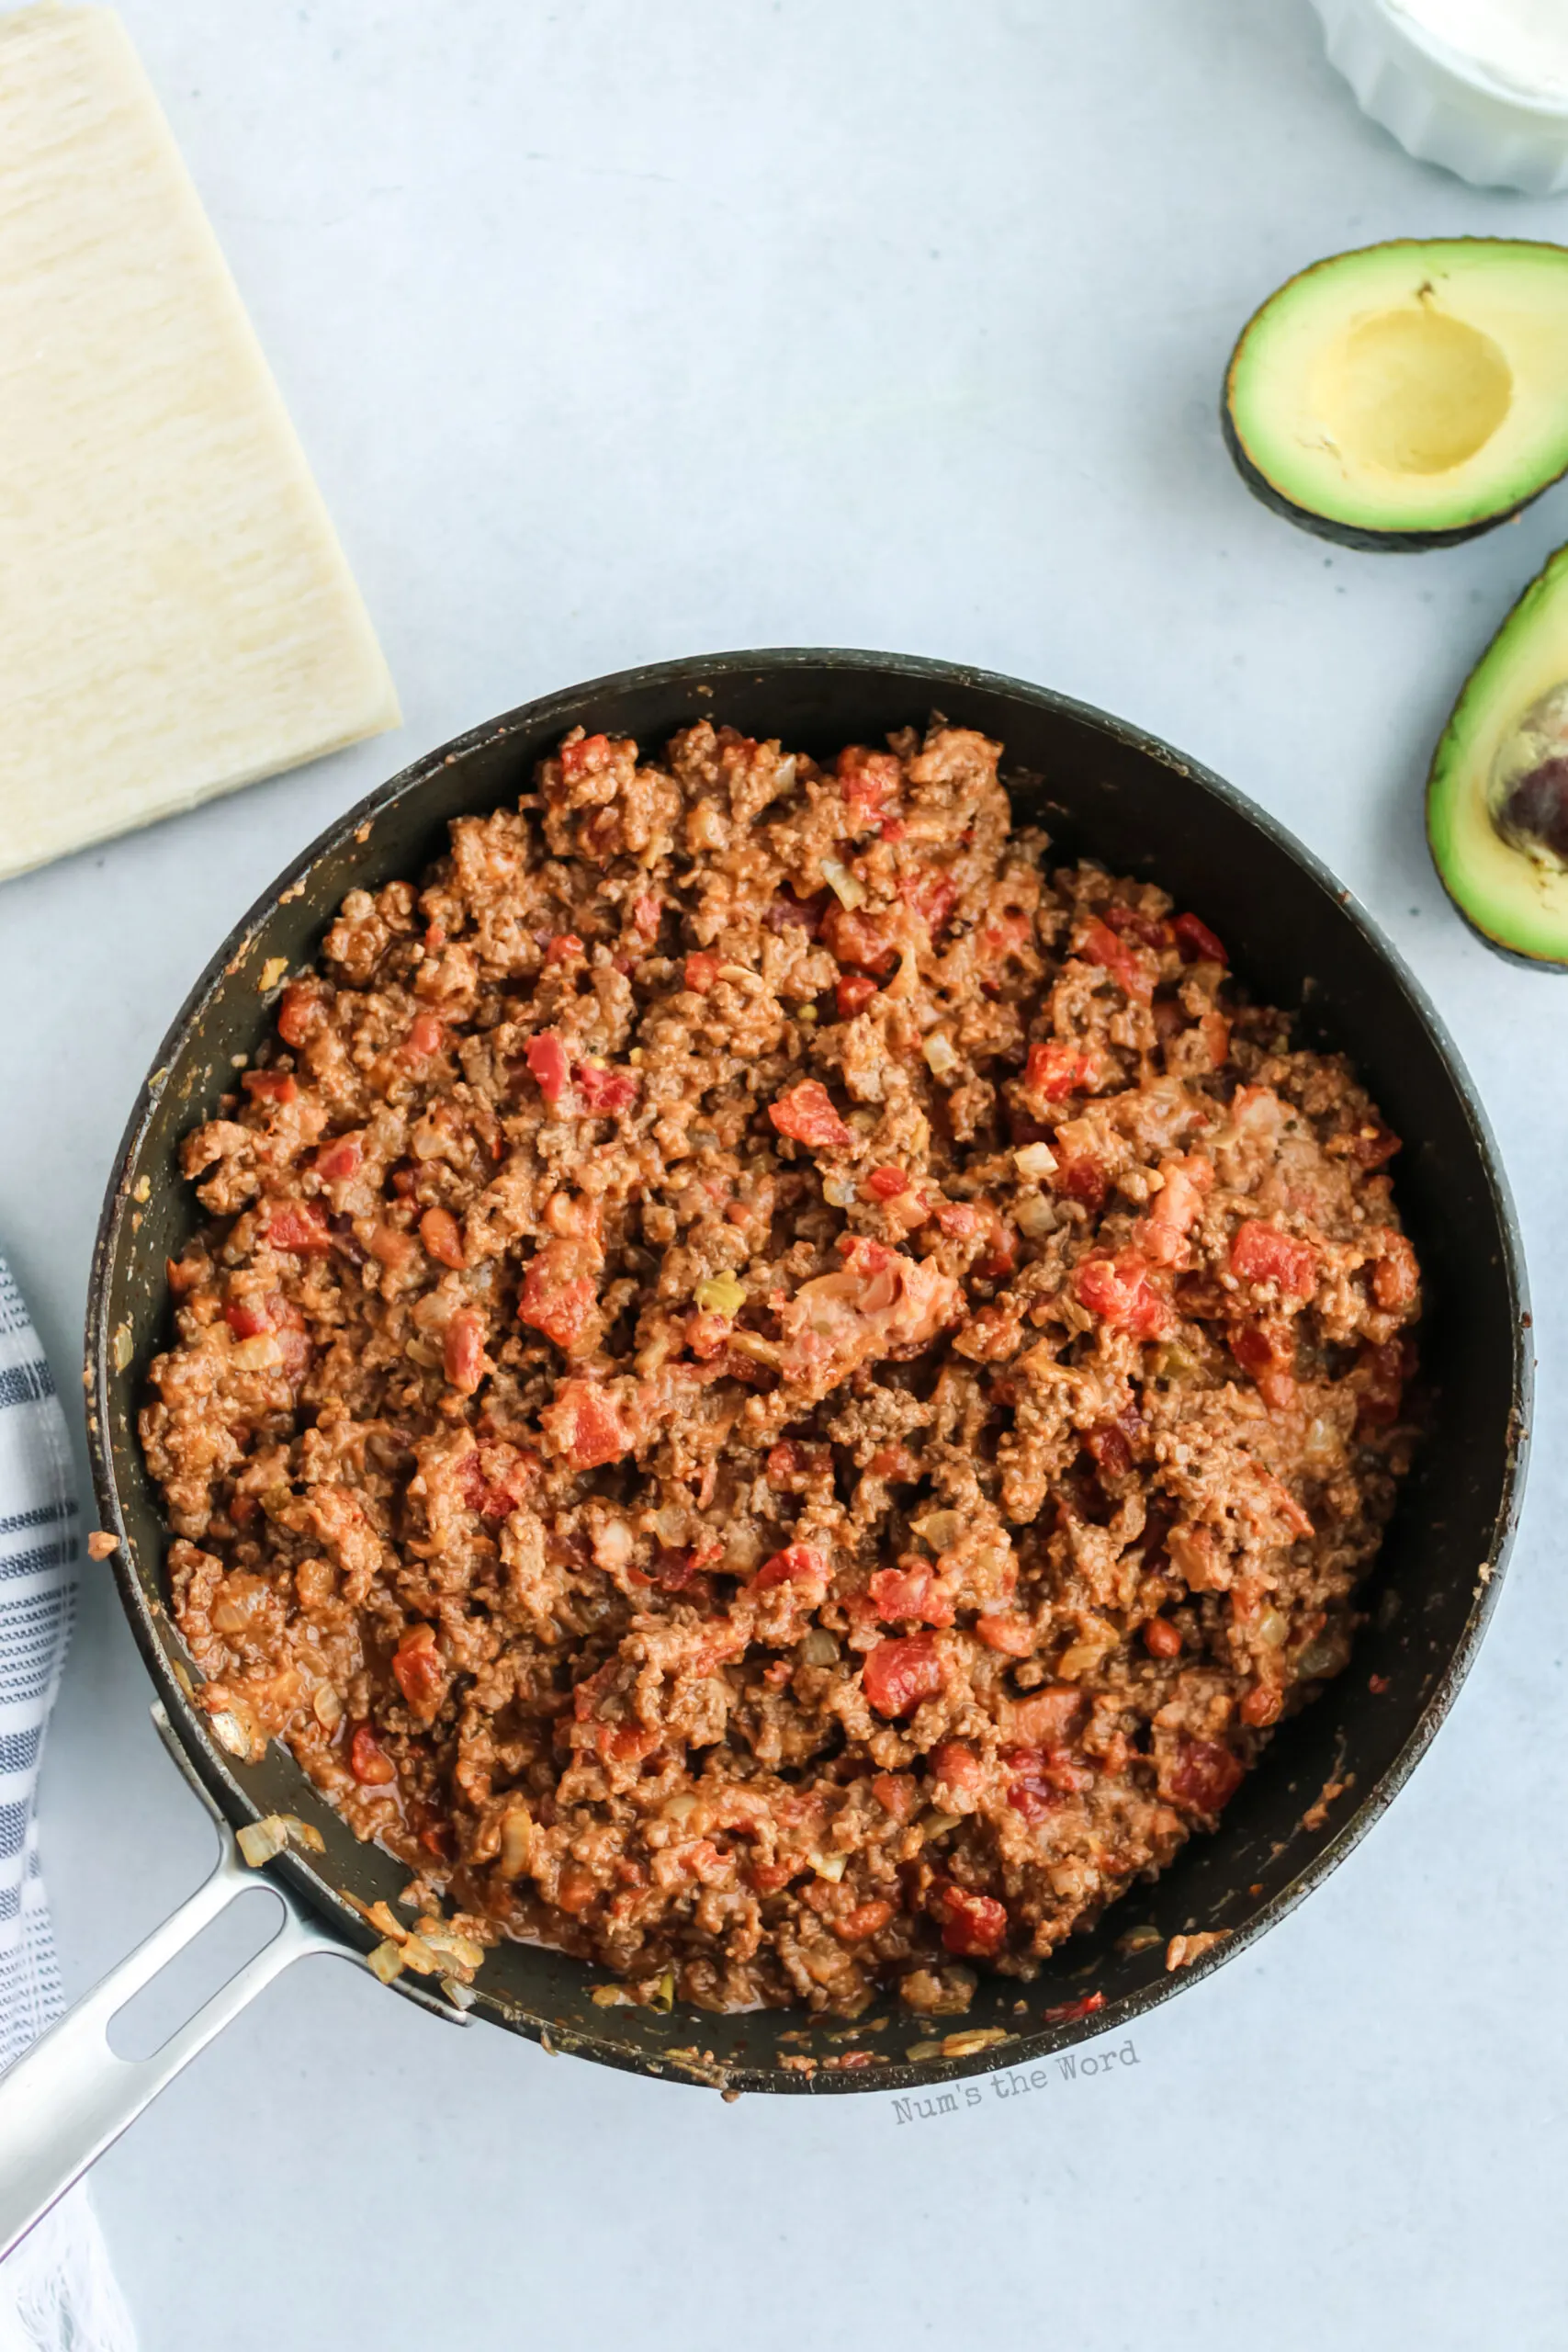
(2, 1), (1564, 2344)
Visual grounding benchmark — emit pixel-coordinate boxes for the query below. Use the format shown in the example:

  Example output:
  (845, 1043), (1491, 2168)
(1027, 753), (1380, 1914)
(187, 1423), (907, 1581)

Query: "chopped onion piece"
(498, 1802), (534, 1879)
(808, 1850), (846, 1882)
(821, 1176), (857, 1208)
(1013, 1142), (1057, 1181)
(440, 1975), (478, 2010)
(942, 2027), (1010, 2057)
(367, 1939), (405, 1984)
(694, 1273), (746, 1317)
(911, 1508), (962, 1551)
(662, 1792), (698, 1825)
(799, 1628), (840, 1667)
(209, 1708), (256, 1759)
(236, 1812), (327, 1868)
(920, 1811), (963, 1842)
(906, 2039), (943, 2063)
(821, 857), (865, 910)
(590, 1984), (634, 2007)
(922, 1032), (959, 1079)
(1016, 1193), (1058, 1238)
(237, 1819), (285, 1867)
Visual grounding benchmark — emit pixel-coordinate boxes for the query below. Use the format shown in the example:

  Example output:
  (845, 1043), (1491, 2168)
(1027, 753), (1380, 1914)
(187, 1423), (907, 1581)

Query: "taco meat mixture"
(142, 720), (1420, 2018)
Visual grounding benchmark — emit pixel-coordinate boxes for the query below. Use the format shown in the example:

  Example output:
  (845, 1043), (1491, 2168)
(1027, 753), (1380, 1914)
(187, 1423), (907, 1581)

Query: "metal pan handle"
(0, 1702), (463, 2261)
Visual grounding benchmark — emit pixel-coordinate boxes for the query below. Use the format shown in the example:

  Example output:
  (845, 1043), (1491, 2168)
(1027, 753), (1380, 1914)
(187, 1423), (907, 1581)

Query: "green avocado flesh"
(1428, 544), (1568, 967)
(1225, 239), (1568, 547)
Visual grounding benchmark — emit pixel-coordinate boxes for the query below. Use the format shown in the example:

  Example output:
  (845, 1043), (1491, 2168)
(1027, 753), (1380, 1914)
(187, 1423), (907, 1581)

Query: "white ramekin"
(1309, 0), (1568, 196)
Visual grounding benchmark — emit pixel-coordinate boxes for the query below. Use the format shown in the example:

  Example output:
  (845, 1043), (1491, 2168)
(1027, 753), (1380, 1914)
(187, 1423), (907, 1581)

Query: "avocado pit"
(1490, 685), (1568, 869)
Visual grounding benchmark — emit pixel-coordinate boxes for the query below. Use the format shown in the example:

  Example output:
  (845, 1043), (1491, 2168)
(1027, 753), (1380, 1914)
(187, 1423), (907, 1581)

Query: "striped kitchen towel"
(0, 1260), (136, 2351)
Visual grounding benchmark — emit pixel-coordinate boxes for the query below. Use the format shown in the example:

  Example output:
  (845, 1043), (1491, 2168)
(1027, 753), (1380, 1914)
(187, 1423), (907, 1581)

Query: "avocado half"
(1224, 239), (1568, 552)
(1428, 544), (1568, 969)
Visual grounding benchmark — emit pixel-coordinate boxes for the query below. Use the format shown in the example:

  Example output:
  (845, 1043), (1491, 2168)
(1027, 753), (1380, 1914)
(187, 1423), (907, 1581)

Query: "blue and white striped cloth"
(0, 1261), (135, 2350)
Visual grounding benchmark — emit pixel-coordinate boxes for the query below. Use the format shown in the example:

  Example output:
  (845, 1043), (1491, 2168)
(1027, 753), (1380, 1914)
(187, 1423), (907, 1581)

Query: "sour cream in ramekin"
(1386, 0), (1568, 106)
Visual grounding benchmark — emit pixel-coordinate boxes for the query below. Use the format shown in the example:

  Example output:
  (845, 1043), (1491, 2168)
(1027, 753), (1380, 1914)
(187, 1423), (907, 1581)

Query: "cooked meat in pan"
(143, 719), (1420, 2018)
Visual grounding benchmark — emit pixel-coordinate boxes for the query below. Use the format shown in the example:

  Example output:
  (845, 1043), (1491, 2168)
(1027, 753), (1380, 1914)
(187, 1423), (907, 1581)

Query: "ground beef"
(141, 719), (1420, 2019)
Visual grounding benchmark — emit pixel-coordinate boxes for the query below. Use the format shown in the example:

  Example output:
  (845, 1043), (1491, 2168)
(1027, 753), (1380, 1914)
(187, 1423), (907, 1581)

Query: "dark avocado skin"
(1219, 398), (1556, 553)
(1432, 866), (1568, 972)
(1221, 236), (1568, 554)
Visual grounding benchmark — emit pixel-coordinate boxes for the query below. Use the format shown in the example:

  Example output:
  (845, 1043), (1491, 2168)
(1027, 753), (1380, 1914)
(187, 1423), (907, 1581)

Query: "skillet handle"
(0, 1702), (447, 2261)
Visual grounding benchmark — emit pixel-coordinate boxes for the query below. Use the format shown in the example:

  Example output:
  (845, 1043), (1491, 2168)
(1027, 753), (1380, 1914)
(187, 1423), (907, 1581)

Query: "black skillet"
(0, 650), (1529, 2250)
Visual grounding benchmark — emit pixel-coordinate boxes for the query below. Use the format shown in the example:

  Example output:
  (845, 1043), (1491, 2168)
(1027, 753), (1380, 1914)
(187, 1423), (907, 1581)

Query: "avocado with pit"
(1224, 239), (1568, 551)
(1428, 544), (1568, 968)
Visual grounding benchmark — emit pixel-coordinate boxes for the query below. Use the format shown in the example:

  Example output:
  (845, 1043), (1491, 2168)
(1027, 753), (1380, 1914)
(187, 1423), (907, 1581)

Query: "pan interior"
(89, 650), (1526, 2097)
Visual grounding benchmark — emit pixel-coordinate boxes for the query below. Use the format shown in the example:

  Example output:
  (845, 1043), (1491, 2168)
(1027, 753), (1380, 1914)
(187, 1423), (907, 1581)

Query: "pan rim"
(85, 645), (1531, 2096)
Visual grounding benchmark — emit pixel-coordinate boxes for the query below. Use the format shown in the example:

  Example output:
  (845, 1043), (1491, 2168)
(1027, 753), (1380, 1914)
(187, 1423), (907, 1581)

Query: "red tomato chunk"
(863, 1634), (945, 1718)
(1230, 1220), (1316, 1300)
(769, 1080), (853, 1150)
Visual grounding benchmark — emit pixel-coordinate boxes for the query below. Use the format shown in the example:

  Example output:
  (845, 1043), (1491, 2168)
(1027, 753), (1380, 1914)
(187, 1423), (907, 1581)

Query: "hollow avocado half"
(1428, 544), (1568, 969)
(1224, 239), (1568, 552)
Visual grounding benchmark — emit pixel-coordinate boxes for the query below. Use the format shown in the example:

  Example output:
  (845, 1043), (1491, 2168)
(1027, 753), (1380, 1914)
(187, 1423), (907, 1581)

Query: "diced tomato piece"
(443, 1307), (488, 1395)
(768, 888), (830, 936)
(865, 1166), (908, 1201)
(402, 1012), (444, 1062)
(632, 892), (661, 934)
(1075, 1250), (1170, 1340)
(899, 868), (959, 937)
(314, 1134), (362, 1182)
(769, 1080), (853, 1150)
(267, 1201), (332, 1254)
(836, 1899), (895, 1942)
(1055, 1152), (1108, 1212)
(223, 1296), (275, 1341)
(1169, 1736), (1243, 1814)
(1042, 1992), (1106, 2026)
(871, 1771), (919, 1822)
(1023, 1040), (1096, 1104)
(390, 1624), (446, 1720)
(419, 1205), (467, 1269)
(930, 1741), (987, 1803)
(1371, 1232), (1419, 1312)
(1230, 1319), (1296, 1409)
(684, 952), (720, 993)
(1173, 910), (1227, 966)
(764, 1441), (815, 1487)
(939, 1887), (1008, 1958)
(276, 981), (325, 1049)
(748, 1860), (796, 1895)
(518, 1239), (599, 1351)
(978, 911), (1035, 966)
(1229, 1220), (1316, 1300)
(934, 1202), (982, 1240)
(976, 1613), (1033, 1656)
(1010, 1687), (1088, 1747)
(749, 1543), (827, 1594)
(1343, 1120), (1401, 1170)
(541, 1379), (635, 1470)
(837, 746), (902, 831)
(863, 1634), (945, 1718)
(820, 902), (899, 974)
(573, 1060), (639, 1114)
(1084, 1421), (1134, 1478)
(1079, 918), (1151, 1001)
(558, 731), (612, 781)
(1356, 1338), (1413, 1430)
(546, 932), (584, 966)
(242, 1068), (297, 1104)
(349, 1724), (396, 1786)
(835, 973), (879, 1019)
(1104, 904), (1173, 951)
(524, 1030), (571, 1108)
(459, 1442), (539, 1521)
(868, 1562), (952, 1626)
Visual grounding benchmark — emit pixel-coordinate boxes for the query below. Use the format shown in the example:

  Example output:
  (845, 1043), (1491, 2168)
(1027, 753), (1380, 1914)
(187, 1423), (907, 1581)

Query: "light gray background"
(1, 1), (1563, 2343)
